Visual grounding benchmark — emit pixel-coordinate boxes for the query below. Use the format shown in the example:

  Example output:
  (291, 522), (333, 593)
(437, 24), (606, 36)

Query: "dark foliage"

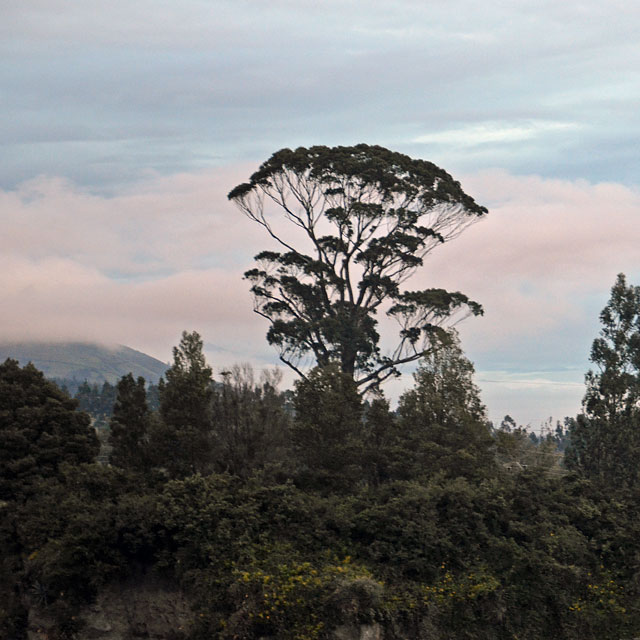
(5, 305), (640, 639)
(154, 331), (215, 477)
(211, 365), (290, 478)
(567, 274), (640, 488)
(74, 380), (117, 428)
(109, 373), (153, 472)
(0, 359), (99, 501)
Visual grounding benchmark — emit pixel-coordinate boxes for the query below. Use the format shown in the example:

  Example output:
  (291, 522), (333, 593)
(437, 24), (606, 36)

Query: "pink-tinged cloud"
(420, 170), (640, 346)
(0, 165), (262, 276)
(0, 255), (268, 365)
(0, 163), (274, 367)
(2, 166), (640, 424)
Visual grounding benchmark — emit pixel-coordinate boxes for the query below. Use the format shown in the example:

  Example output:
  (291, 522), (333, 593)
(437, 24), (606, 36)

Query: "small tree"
(567, 274), (640, 487)
(229, 144), (486, 392)
(156, 331), (214, 477)
(109, 373), (151, 472)
(361, 396), (401, 487)
(212, 364), (289, 477)
(396, 334), (493, 479)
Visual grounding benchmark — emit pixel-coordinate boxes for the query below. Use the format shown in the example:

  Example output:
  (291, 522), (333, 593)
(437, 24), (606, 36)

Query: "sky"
(3, 0), (640, 428)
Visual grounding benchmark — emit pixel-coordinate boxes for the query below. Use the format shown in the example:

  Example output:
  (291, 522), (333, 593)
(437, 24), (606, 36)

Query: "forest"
(2, 146), (640, 640)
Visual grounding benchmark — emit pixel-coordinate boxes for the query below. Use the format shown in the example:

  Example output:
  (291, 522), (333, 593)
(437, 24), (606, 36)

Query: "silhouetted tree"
(156, 331), (214, 477)
(229, 144), (486, 392)
(109, 373), (151, 472)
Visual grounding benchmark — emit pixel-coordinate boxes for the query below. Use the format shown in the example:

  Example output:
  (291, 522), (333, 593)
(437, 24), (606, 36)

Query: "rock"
(334, 623), (383, 640)
(28, 576), (193, 640)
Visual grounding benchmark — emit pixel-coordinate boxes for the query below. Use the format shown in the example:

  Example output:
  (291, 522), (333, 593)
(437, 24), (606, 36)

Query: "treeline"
(51, 379), (160, 428)
(104, 331), (559, 487)
(2, 300), (640, 640)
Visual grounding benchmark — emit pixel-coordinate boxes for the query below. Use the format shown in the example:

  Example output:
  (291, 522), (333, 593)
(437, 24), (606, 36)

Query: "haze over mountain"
(0, 341), (168, 385)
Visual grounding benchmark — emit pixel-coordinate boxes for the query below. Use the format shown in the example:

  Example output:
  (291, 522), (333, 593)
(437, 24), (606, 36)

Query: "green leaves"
(156, 331), (215, 478)
(109, 374), (152, 472)
(290, 364), (365, 493)
(0, 359), (98, 502)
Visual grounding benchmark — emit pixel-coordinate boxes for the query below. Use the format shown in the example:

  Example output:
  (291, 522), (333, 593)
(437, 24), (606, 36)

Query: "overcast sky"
(3, 0), (640, 427)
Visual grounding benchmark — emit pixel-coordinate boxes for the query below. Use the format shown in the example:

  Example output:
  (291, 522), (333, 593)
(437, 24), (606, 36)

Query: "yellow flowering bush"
(222, 556), (382, 640)
(379, 562), (501, 637)
(421, 564), (500, 606)
(569, 571), (632, 637)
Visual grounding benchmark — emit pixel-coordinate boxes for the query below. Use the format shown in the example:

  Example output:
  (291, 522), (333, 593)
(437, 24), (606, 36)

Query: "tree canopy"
(0, 358), (98, 501)
(229, 144), (487, 391)
(4, 338), (640, 639)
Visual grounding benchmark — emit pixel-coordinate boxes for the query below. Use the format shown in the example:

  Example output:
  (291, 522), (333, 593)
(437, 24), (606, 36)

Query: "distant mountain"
(0, 341), (168, 385)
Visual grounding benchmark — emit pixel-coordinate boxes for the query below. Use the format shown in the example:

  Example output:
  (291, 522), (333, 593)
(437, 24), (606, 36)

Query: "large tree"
(229, 144), (486, 391)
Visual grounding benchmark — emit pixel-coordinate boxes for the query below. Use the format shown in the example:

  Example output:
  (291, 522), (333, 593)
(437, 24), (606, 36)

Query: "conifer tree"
(0, 359), (99, 501)
(157, 331), (214, 477)
(109, 373), (151, 472)
(397, 333), (493, 479)
(567, 274), (640, 487)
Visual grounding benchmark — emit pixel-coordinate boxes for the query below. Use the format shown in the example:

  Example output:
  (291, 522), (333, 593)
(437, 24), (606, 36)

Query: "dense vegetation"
(2, 147), (640, 639)
(2, 288), (640, 640)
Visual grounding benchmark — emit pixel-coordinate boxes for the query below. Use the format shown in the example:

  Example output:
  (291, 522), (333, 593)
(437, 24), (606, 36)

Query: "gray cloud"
(3, 0), (640, 188)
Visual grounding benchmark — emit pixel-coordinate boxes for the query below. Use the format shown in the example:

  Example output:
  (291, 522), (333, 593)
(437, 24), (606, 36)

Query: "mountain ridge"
(0, 341), (168, 384)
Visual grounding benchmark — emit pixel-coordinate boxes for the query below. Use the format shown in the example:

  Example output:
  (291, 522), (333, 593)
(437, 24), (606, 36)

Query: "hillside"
(0, 341), (168, 384)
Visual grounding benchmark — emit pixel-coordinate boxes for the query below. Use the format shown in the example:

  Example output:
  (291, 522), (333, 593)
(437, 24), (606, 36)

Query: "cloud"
(407, 170), (640, 424)
(413, 121), (581, 146)
(3, 0), (640, 188)
(0, 166), (261, 277)
(4, 166), (639, 426)
(444, 170), (640, 289)
(0, 165), (275, 367)
(419, 170), (640, 354)
(0, 254), (270, 368)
